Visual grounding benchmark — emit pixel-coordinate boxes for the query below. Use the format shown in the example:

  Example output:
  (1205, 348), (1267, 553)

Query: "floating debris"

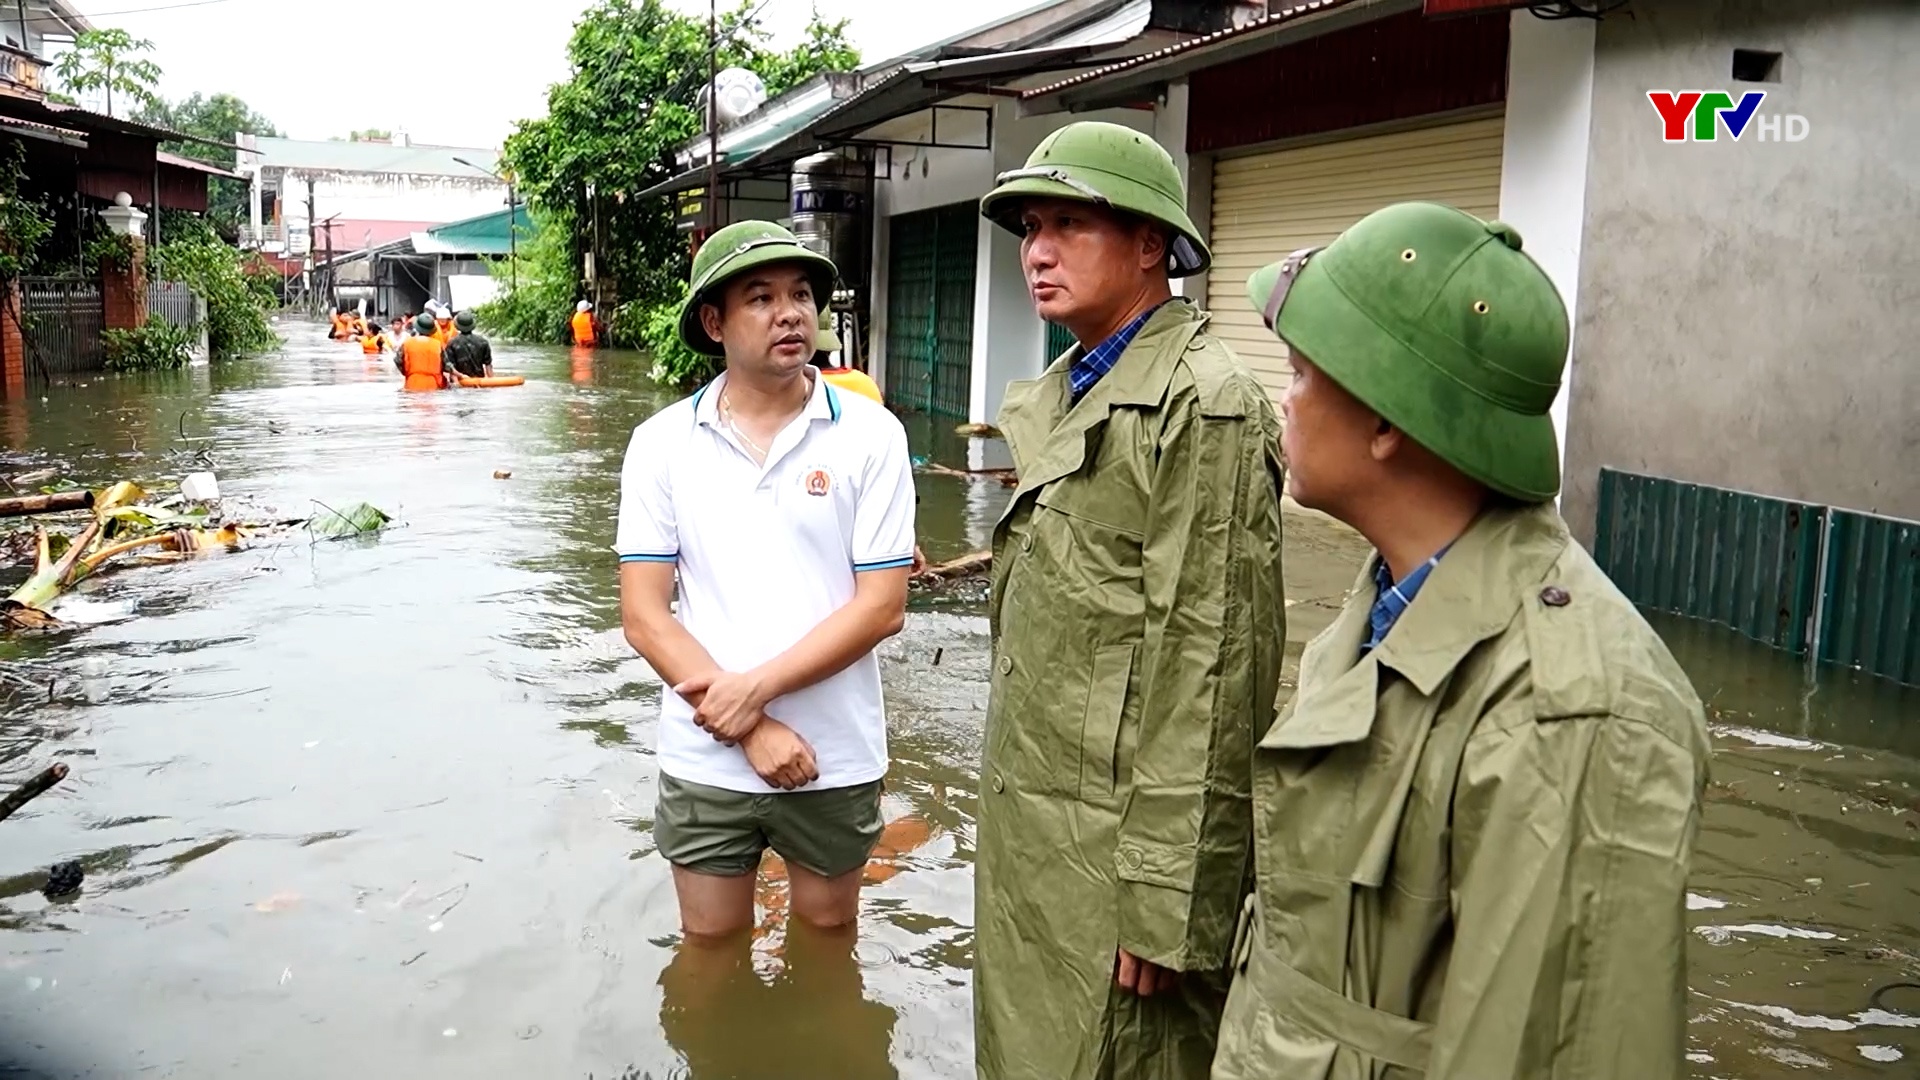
(1696, 923), (1841, 944)
(41, 859), (82, 900)
(1711, 724), (1827, 751)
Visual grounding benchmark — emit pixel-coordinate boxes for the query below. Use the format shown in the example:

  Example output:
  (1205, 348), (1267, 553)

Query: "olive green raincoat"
(1212, 503), (1710, 1080)
(977, 301), (1286, 1080)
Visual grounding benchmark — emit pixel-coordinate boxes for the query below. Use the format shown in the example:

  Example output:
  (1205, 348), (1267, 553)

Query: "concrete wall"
(1498, 11), (1594, 482)
(1563, 0), (1920, 539)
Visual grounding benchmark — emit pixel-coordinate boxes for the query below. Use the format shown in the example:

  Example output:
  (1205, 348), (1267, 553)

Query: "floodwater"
(0, 322), (1909, 1078)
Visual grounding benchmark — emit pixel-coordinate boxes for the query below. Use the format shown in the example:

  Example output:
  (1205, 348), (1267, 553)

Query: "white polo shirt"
(615, 370), (916, 794)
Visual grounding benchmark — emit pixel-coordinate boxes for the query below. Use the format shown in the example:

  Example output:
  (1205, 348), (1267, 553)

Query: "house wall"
(1562, 0), (1920, 539)
(1497, 11), (1594, 477)
(262, 168), (507, 243)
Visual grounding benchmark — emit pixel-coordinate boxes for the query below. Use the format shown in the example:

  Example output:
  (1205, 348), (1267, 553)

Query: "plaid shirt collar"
(1364, 546), (1451, 654)
(1068, 302), (1166, 403)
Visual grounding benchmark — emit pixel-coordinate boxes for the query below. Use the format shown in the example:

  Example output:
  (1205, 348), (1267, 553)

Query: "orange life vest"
(399, 336), (446, 391)
(330, 314), (350, 339)
(361, 332), (383, 355)
(435, 319), (454, 344)
(570, 310), (595, 347)
(820, 367), (884, 405)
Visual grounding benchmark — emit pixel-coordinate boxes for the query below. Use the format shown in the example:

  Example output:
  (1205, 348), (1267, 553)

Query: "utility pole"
(305, 178), (318, 315)
(705, 0), (718, 239)
(323, 222), (333, 315)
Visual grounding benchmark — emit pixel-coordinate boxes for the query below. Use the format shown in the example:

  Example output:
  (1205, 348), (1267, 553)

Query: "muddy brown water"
(0, 323), (1910, 1077)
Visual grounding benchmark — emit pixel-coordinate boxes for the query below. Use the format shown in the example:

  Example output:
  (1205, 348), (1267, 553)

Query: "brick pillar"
(101, 239), (147, 331)
(2, 278), (23, 396)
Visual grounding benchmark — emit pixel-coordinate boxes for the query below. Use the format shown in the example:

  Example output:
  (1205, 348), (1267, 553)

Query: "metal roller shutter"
(1206, 114), (1506, 404)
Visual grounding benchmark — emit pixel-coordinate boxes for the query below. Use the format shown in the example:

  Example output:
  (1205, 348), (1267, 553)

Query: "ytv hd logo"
(1647, 90), (1809, 143)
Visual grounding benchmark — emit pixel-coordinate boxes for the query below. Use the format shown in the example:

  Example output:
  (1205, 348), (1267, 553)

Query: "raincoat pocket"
(1080, 643), (1134, 800)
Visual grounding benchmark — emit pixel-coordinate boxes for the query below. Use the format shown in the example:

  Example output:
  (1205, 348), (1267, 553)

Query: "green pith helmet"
(678, 220), (837, 357)
(1246, 202), (1569, 502)
(454, 310), (475, 332)
(414, 313), (437, 336)
(815, 308), (842, 354)
(980, 121), (1210, 276)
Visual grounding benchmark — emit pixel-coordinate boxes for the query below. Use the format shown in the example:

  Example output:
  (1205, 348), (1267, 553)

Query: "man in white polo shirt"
(617, 220), (916, 938)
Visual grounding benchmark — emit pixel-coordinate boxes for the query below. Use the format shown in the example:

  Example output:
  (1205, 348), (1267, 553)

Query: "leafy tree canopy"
(499, 0), (859, 321)
(52, 28), (162, 118)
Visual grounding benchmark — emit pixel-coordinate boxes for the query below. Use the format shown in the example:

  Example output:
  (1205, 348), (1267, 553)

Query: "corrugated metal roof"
(156, 150), (241, 180)
(245, 137), (502, 179)
(415, 204), (533, 256)
(1021, 0), (1367, 99)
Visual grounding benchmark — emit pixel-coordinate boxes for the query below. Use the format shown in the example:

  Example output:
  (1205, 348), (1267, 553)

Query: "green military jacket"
(976, 301), (1286, 1080)
(1212, 503), (1711, 1080)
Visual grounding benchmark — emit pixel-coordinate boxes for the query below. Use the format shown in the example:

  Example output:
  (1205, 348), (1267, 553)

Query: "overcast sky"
(101, 0), (1035, 149)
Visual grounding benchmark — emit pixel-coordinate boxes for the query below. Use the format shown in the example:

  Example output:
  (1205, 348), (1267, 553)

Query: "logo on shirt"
(804, 468), (832, 497)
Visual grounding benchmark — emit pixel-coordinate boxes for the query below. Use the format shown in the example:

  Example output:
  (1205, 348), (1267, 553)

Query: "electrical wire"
(14, 0), (241, 25)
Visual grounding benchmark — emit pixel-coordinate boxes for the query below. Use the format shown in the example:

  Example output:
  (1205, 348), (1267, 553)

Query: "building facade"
(235, 134), (508, 271)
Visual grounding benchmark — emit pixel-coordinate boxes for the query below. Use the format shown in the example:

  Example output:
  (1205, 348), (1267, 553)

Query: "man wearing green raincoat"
(974, 122), (1286, 1080)
(1213, 201), (1711, 1080)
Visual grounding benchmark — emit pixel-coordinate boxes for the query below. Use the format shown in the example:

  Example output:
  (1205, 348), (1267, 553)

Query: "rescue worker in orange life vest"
(329, 309), (351, 340)
(395, 313), (449, 390)
(360, 320), (389, 355)
(811, 309), (882, 404)
(432, 304), (455, 344)
(571, 300), (597, 347)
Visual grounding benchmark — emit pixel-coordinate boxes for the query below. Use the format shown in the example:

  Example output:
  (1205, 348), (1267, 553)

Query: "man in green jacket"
(1213, 201), (1711, 1080)
(974, 122), (1286, 1080)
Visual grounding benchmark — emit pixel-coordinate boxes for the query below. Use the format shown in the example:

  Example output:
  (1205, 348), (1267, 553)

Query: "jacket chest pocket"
(1079, 644), (1134, 801)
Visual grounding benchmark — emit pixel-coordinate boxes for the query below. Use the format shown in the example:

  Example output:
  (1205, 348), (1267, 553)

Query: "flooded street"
(0, 322), (1911, 1078)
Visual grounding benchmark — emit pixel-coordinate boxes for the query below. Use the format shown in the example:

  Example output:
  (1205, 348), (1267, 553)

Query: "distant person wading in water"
(442, 311), (494, 379)
(394, 313), (449, 391)
(572, 300), (598, 347)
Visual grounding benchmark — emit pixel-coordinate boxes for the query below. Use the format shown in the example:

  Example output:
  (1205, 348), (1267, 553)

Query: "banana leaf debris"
(0, 476), (392, 630)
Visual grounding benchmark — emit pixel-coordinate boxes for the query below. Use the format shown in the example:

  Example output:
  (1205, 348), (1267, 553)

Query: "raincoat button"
(1122, 848), (1143, 870)
(1021, 532), (1033, 552)
(998, 655), (1014, 674)
(1540, 585), (1571, 607)
(991, 774), (1005, 793)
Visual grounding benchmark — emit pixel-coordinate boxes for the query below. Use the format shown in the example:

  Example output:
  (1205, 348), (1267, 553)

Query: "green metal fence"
(1594, 468), (1920, 686)
(884, 203), (976, 418)
(1818, 510), (1920, 686)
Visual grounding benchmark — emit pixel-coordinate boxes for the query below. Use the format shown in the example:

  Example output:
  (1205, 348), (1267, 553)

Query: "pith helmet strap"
(1262, 245), (1322, 331)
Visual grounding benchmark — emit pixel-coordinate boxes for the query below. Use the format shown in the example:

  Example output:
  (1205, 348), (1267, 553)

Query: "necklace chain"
(720, 394), (770, 461)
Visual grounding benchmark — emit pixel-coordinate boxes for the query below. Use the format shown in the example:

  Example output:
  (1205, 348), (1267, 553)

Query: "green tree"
(137, 93), (280, 237)
(348, 128), (392, 142)
(486, 0), (857, 376)
(52, 28), (162, 117)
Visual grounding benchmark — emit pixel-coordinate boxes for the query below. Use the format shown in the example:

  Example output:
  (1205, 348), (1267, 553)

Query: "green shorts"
(654, 772), (884, 879)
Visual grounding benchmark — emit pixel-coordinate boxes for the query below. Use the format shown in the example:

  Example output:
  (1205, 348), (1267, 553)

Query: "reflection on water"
(0, 320), (1908, 1076)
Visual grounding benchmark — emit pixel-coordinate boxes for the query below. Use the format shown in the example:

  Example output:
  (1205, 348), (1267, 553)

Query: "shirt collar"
(1363, 548), (1448, 653)
(1068, 301), (1167, 403)
(692, 369), (840, 428)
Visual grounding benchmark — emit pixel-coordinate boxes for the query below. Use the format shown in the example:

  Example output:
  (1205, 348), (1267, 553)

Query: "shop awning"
(636, 43), (1126, 201)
